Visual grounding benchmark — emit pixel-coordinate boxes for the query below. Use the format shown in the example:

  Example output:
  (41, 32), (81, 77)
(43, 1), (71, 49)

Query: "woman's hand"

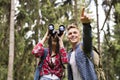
(41, 29), (49, 44)
(58, 33), (64, 48)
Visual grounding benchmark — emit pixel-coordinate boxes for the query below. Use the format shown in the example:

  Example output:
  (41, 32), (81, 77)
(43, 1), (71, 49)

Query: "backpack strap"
(80, 44), (99, 61)
(38, 48), (48, 70)
(34, 48), (48, 80)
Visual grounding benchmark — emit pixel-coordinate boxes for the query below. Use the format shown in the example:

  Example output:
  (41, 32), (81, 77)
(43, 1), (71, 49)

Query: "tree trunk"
(73, 0), (78, 25)
(7, 0), (15, 80)
(95, 0), (100, 53)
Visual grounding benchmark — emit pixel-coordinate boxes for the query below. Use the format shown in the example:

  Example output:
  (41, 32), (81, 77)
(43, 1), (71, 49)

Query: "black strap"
(38, 48), (48, 68)
(38, 48), (48, 79)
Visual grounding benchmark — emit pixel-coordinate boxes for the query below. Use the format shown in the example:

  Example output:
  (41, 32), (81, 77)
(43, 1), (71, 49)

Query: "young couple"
(32, 8), (97, 80)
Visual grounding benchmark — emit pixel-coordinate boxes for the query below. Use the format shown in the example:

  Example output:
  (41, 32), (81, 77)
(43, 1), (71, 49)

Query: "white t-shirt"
(70, 51), (82, 80)
(42, 74), (59, 79)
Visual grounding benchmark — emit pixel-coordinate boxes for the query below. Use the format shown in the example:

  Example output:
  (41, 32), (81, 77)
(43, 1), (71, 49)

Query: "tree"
(12, 0), (73, 80)
(101, 0), (120, 80)
(0, 0), (11, 80)
(7, 0), (15, 80)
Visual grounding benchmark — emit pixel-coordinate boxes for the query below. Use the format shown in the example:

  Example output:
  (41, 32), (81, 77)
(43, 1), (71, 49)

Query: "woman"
(32, 29), (68, 80)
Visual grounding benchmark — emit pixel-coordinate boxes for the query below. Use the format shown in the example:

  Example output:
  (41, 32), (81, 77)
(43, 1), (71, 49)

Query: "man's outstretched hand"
(80, 7), (91, 23)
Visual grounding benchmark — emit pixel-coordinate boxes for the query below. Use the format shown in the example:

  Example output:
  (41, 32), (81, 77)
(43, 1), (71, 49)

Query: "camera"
(48, 24), (65, 37)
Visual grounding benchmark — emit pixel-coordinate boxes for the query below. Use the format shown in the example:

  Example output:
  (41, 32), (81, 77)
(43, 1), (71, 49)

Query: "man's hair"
(67, 23), (80, 31)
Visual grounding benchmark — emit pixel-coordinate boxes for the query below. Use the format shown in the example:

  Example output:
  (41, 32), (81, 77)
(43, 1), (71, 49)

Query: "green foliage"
(0, 0), (10, 79)
(0, 66), (7, 80)
(0, 0), (120, 80)
(0, 0), (73, 80)
(101, 2), (120, 80)
(115, 3), (120, 14)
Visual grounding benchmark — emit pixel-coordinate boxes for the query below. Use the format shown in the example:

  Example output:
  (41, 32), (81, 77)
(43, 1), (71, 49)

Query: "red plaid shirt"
(32, 43), (68, 79)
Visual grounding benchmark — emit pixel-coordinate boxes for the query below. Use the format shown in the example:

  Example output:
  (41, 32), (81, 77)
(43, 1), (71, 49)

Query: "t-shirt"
(70, 51), (82, 80)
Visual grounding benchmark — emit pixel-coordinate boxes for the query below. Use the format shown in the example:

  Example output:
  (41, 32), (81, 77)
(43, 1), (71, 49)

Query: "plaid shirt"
(32, 43), (68, 79)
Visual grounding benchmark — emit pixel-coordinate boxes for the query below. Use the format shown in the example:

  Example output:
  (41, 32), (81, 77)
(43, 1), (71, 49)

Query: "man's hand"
(80, 7), (91, 23)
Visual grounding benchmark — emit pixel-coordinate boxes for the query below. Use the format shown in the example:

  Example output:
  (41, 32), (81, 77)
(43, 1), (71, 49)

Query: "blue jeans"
(40, 76), (60, 80)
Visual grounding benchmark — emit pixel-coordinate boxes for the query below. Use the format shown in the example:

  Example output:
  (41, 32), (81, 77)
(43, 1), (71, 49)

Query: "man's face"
(67, 28), (80, 44)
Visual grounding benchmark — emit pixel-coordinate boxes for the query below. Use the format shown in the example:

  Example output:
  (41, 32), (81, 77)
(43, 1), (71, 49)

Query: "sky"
(89, 0), (105, 42)
(89, 0), (105, 27)
(89, 0), (115, 42)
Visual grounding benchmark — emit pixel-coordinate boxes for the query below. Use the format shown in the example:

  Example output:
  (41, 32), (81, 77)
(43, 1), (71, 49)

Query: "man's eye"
(73, 32), (77, 34)
(68, 33), (72, 35)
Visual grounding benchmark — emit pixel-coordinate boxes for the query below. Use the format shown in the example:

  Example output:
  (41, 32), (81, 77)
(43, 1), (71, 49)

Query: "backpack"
(92, 46), (106, 80)
(80, 45), (106, 80)
(34, 48), (48, 80)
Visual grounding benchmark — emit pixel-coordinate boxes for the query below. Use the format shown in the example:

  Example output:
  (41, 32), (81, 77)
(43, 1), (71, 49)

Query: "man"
(67, 8), (97, 80)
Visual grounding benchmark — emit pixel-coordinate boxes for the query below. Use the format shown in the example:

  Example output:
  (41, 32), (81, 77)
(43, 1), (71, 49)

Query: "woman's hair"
(48, 34), (65, 69)
(48, 35), (60, 56)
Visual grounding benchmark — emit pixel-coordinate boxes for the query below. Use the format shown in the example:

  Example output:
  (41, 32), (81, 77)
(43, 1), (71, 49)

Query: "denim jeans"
(40, 76), (60, 80)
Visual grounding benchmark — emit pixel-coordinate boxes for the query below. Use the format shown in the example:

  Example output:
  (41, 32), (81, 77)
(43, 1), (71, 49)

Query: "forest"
(0, 0), (120, 80)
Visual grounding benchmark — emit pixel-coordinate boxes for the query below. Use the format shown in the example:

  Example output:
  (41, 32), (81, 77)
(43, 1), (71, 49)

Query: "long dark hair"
(48, 35), (59, 56)
(48, 35), (65, 69)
